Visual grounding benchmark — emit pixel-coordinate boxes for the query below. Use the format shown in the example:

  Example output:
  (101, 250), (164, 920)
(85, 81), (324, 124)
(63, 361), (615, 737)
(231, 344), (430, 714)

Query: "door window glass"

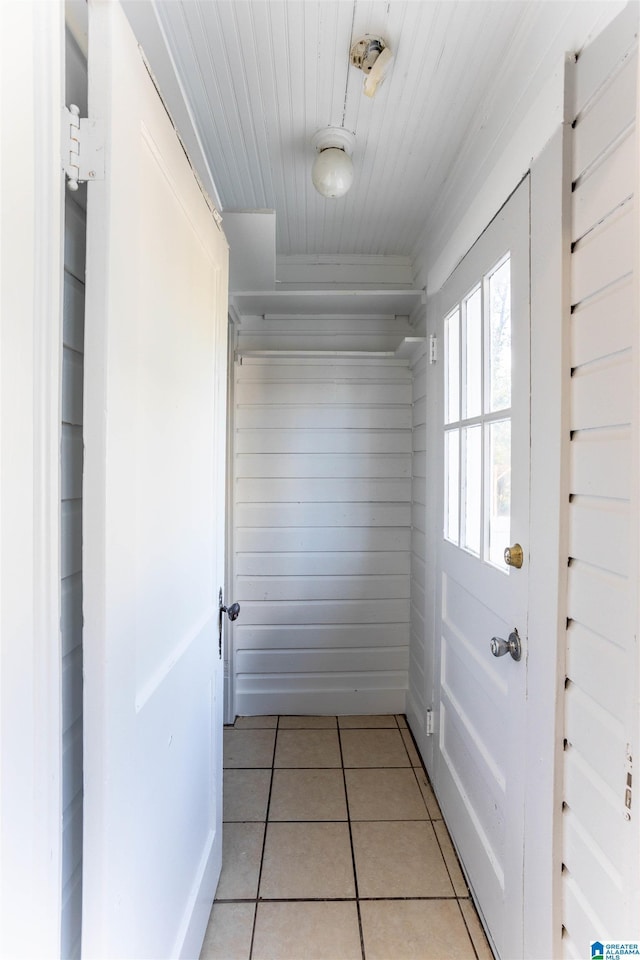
(488, 259), (511, 412)
(445, 308), (460, 424)
(443, 254), (512, 569)
(444, 428), (460, 544)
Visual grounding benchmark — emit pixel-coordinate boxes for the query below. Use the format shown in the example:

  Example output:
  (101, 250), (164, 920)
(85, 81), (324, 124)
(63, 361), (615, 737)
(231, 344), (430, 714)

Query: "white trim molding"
(0, 2), (64, 955)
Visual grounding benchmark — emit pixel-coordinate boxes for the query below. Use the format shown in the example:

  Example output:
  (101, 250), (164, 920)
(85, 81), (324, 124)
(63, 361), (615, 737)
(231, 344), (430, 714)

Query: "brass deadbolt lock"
(504, 543), (524, 569)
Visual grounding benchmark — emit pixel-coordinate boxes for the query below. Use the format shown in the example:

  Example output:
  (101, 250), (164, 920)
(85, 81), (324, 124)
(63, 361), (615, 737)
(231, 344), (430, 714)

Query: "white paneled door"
(82, 2), (228, 957)
(434, 180), (530, 960)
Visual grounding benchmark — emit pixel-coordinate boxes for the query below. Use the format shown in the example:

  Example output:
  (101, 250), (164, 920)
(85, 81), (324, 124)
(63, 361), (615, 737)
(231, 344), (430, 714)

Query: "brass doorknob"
(504, 543), (524, 569)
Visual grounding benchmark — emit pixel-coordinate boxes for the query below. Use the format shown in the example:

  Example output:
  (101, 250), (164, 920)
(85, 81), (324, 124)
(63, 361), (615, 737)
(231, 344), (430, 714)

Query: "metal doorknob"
(490, 629), (522, 661)
(223, 602), (240, 622)
(218, 588), (241, 621)
(504, 543), (524, 569)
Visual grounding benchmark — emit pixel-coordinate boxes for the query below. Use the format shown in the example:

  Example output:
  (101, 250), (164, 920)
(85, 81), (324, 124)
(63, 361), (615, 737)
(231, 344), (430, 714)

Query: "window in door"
(444, 254), (512, 569)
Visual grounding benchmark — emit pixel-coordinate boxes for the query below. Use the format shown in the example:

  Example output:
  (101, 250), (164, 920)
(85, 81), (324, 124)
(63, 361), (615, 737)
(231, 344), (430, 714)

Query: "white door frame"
(0, 1), (64, 955)
(433, 178), (531, 960)
(424, 132), (571, 958)
(524, 122), (571, 959)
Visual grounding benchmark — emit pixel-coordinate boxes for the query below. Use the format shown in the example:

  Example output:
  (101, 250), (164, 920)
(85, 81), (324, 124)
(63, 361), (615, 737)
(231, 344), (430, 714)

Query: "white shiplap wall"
(562, 7), (639, 955)
(407, 345), (428, 737)
(61, 192), (85, 960)
(231, 340), (413, 716)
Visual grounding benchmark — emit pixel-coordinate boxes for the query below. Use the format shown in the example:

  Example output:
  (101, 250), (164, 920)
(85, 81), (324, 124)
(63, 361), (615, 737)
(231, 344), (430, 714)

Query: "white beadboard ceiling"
(154, 0), (620, 260)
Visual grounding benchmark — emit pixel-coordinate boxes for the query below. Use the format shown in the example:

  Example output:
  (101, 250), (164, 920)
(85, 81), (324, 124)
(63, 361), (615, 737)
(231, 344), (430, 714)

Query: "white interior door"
(82, 2), (228, 957)
(434, 180), (530, 960)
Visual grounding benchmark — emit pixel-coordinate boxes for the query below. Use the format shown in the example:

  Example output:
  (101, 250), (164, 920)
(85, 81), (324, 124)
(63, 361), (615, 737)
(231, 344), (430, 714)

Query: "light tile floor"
(201, 715), (493, 960)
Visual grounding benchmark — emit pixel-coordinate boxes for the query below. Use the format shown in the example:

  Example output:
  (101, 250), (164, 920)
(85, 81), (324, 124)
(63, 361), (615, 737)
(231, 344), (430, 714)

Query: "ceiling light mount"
(311, 127), (355, 199)
(350, 34), (393, 97)
(350, 35), (386, 73)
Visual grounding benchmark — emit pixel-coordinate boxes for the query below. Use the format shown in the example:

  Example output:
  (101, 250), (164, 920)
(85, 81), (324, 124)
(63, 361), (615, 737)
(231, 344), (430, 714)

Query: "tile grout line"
(337, 720), (367, 960)
(456, 898), (483, 960)
(217, 894), (473, 901)
(246, 715), (279, 960)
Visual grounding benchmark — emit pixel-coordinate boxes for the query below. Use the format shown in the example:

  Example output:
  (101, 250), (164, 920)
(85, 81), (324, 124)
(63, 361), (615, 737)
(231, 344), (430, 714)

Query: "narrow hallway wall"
(230, 349), (413, 716)
(561, 8), (639, 953)
(407, 344), (428, 737)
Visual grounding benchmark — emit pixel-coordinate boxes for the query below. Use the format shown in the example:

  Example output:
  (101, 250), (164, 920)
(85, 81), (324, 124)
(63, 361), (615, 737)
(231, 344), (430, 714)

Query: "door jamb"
(524, 90), (572, 960)
(0, 2), (64, 954)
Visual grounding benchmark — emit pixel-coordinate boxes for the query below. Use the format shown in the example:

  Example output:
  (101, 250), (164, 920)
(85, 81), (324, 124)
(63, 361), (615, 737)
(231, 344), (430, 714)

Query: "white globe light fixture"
(311, 127), (355, 199)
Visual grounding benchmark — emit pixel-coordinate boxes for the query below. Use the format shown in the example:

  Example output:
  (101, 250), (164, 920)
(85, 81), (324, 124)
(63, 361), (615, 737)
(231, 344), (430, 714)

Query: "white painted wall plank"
(571, 200), (634, 305)
(570, 426), (631, 500)
(565, 682), (627, 789)
(413, 367), (427, 403)
(409, 647), (424, 684)
(236, 575), (410, 602)
(411, 503), (426, 534)
(566, 621), (627, 724)
(413, 428), (427, 454)
(412, 528), (426, 563)
(572, 50), (637, 179)
(412, 477), (427, 505)
(236, 502), (410, 528)
(236, 379), (411, 406)
(236, 672), (408, 694)
(568, 497), (630, 577)
(570, 350), (632, 430)
(566, 560), (630, 645)
(413, 402), (427, 428)
(573, 3), (638, 116)
(237, 477), (411, 503)
(572, 126), (634, 242)
(234, 678), (407, 715)
(238, 599), (409, 627)
(413, 450), (427, 479)
(234, 623), (409, 650)
(571, 274), (632, 368)
(236, 405), (411, 430)
(562, 810), (627, 934)
(235, 429), (412, 455)
(236, 551), (410, 577)
(235, 527), (410, 553)
(235, 453), (411, 479)
(564, 749), (627, 867)
(236, 647), (410, 675)
(562, 875), (606, 956)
